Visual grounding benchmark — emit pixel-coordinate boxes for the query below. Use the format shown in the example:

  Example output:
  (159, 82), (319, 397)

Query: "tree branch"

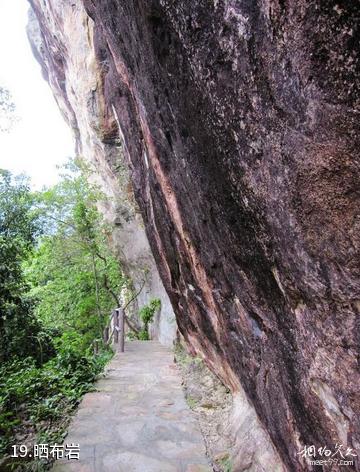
(123, 279), (146, 311)
(102, 274), (141, 334)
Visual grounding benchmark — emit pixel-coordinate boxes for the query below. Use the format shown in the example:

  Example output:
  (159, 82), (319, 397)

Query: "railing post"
(119, 308), (125, 353)
(114, 309), (119, 345)
(103, 326), (109, 343)
(106, 308), (125, 352)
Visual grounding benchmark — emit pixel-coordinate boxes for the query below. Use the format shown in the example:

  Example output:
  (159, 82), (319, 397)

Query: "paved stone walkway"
(53, 341), (212, 472)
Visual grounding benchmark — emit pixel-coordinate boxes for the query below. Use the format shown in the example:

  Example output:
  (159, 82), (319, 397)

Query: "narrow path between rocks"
(53, 341), (212, 472)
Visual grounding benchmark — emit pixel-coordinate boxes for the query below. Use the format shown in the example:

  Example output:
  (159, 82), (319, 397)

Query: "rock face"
(27, 2), (176, 346)
(28, 0), (359, 470)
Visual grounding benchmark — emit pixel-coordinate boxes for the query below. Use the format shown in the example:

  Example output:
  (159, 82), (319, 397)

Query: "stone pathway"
(53, 341), (212, 472)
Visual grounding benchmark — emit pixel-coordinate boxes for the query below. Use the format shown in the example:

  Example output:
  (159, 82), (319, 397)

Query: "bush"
(138, 298), (161, 339)
(0, 342), (113, 456)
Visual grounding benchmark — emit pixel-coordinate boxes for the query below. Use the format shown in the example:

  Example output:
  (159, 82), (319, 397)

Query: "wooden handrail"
(103, 307), (125, 352)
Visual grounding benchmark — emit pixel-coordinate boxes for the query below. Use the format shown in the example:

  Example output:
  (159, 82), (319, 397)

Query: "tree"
(0, 163), (120, 457)
(26, 160), (128, 350)
(0, 170), (47, 363)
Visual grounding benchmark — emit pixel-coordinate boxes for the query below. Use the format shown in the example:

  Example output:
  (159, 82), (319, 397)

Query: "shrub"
(138, 298), (161, 339)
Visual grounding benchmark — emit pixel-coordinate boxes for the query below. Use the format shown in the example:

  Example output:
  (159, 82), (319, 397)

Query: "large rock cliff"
(27, 1), (176, 346)
(28, 0), (359, 470)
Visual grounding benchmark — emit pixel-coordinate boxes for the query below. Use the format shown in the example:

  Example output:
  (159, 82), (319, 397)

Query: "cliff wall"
(27, 1), (176, 346)
(28, 1), (359, 470)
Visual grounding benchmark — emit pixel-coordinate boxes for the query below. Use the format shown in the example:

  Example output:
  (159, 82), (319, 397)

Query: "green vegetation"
(138, 298), (161, 340)
(185, 395), (198, 410)
(26, 161), (127, 346)
(0, 171), (43, 364)
(174, 341), (202, 367)
(0, 161), (125, 464)
(216, 454), (233, 472)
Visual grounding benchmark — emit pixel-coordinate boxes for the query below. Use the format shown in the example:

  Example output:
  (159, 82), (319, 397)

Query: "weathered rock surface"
(27, 1), (176, 346)
(28, 0), (359, 470)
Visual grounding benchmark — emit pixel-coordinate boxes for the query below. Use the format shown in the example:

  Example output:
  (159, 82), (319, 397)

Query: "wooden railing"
(103, 307), (125, 352)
